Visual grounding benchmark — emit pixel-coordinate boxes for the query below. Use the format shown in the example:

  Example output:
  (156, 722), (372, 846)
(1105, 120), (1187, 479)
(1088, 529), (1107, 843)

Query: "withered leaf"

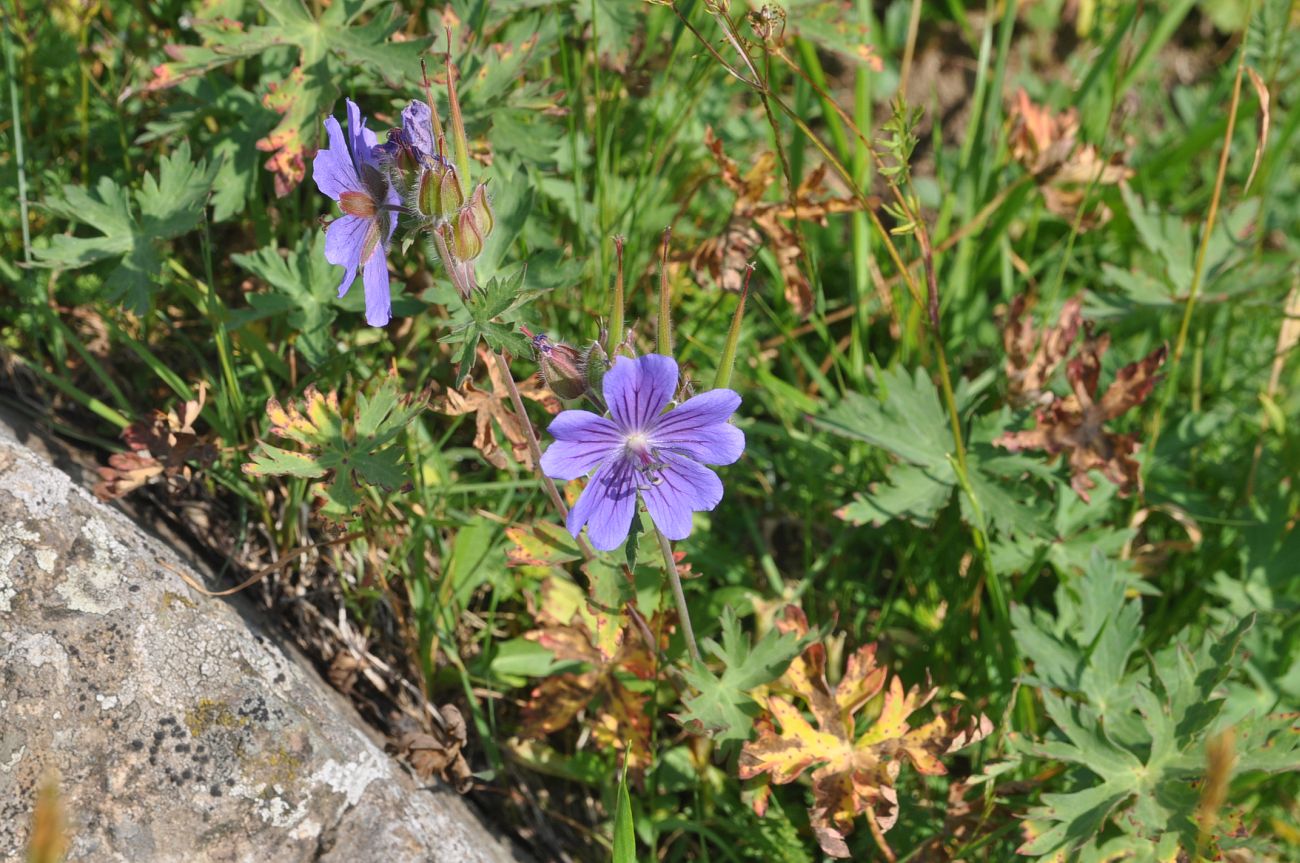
(402, 704), (474, 793)
(693, 128), (867, 318)
(996, 337), (1168, 501)
(739, 607), (991, 859)
(1003, 295), (1084, 406)
(95, 385), (218, 501)
(1008, 89), (1132, 229)
(519, 577), (664, 772)
(431, 348), (560, 470)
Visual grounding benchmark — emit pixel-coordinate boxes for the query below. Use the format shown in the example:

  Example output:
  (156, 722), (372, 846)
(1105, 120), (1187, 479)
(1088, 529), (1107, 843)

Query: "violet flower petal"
(324, 214), (372, 298)
(345, 99), (378, 170)
(651, 389), (744, 465)
(361, 247), (391, 327)
(639, 454), (724, 541)
(402, 100), (436, 157)
(313, 116), (360, 201)
(567, 460), (637, 551)
(540, 412), (622, 480)
(604, 354), (678, 431)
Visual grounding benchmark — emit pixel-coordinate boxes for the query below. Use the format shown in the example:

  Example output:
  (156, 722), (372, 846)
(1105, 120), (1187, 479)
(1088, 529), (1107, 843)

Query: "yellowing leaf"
(243, 371), (428, 519)
(738, 607), (991, 859)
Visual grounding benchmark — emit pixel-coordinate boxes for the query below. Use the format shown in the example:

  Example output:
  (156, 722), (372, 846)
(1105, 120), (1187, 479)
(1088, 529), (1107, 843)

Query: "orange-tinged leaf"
(739, 607), (991, 858)
(505, 521), (582, 568)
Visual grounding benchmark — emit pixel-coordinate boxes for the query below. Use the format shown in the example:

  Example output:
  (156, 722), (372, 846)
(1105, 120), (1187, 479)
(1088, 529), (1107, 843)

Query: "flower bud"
(467, 183), (494, 239)
(415, 157), (463, 221)
(583, 341), (609, 397)
(450, 206), (484, 260)
(533, 333), (588, 400)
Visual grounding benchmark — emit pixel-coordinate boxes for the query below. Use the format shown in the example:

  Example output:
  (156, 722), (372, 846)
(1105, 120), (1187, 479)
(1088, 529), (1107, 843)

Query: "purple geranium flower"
(540, 354), (744, 551)
(313, 99), (401, 327)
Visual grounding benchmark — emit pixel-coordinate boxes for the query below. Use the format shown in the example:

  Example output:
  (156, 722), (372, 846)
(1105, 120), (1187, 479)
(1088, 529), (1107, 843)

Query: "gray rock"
(0, 418), (525, 863)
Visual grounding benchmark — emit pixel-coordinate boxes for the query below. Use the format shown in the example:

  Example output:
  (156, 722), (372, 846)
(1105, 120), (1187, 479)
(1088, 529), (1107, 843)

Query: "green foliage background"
(2, 0), (1298, 859)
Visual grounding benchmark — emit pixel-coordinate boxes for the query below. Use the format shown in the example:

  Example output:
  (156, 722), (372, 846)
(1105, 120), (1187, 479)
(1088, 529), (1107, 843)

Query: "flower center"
(625, 431), (651, 458)
(625, 432), (667, 488)
(339, 190), (377, 218)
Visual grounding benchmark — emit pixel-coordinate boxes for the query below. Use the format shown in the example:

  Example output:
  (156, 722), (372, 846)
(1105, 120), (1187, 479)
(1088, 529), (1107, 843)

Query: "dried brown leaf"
(1008, 89), (1132, 229)
(402, 704), (473, 793)
(997, 338), (1168, 500)
(1003, 295), (1085, 405)
(431, 349), (559, 470)
(694, 128), (867, 317)
(94, 385), (218, 501)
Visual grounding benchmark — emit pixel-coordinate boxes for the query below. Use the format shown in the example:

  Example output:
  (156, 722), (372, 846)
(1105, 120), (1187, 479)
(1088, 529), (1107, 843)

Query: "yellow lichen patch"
(245, 747), (304, 787)
(159, 590), (197, 611)
(185, 698), (249, 738)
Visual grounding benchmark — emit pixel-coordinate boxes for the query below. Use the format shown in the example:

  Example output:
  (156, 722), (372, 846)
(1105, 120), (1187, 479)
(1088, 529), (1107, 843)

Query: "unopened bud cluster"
(380, 140), (496, 265)
(528, 331), (610, 403)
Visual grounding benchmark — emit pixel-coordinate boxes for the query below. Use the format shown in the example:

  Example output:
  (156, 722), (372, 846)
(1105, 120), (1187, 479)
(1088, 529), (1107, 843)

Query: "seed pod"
(450, 206), (485, 260)
(415, 158), (463, 221)
(584, 341), (609, 398)
(467, 183), (495, 238)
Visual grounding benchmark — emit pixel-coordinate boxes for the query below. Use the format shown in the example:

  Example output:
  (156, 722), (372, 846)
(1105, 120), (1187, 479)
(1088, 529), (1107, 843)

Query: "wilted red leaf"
(996, 336), (1168, 500)
(95, 385), (218, 501)
(431, 348), (560, 470)
(1003, 295), (1085, 406)
(738, 607), (992, 859)
(1008, 89), (1132, 229)
(693, 128), (868, 318)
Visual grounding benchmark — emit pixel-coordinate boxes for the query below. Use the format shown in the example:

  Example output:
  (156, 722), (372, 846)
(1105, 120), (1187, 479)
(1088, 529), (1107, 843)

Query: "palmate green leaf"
(1012, 554), (1146, 734)
(992, 483), (1135, 577)
(34, 141), (217, 313)
(139, 79), (276, 222)
(817, 365), (1047, 537)
(815, 366), (958, 527)
(834, 462), (952, 528)
(1013, 555), (1295, 859)
(147, 0), (430, 194)
(676, 608), (804, 743)
(440, 269), (537, 385)
(242, 371), (427, 519)
(231, 231), (339, 366)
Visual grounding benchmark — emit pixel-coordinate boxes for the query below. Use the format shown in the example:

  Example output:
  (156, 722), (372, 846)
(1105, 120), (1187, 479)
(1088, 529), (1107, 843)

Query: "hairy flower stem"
(656, 527), (701, 663)
(490, 351), (594, 560)
(433, 228), (477, 298)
